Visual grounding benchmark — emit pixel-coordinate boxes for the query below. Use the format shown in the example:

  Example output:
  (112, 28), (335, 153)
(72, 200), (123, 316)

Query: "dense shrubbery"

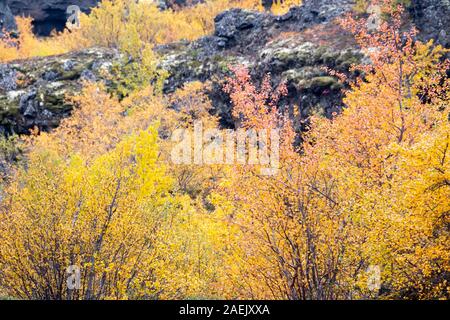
(0, 0), (448, 300)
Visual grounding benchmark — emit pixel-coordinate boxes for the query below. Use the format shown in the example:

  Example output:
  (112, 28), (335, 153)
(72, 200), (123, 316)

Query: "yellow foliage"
(0, 81), (229, 299)
(214, 5), (449, 299)
(0, 0), (303, 62)
(0, 17), (70, 62)
(0, 127), (181, 299)
(0, 0), (447, 301)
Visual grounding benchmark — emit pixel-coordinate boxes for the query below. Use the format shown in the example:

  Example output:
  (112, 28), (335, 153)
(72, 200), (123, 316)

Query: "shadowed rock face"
(5, 0), (100, 35)
(410, 0), (450, 47)
(0, 1), (17, 33)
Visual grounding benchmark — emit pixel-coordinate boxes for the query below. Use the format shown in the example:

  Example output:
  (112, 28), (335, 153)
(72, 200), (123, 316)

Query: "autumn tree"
(0, 81), (229, 299)
(217, 66), (363, 299)
(217, 0), (449, 300)
(332, 0), (450, 298)
(0, 126), (184, 299)
(0, 17), (71, 62)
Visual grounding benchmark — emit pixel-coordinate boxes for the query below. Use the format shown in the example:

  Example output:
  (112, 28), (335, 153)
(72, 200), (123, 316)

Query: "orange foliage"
(0, 1), (304, 62)
(216, 0), (449, 299)
(0, 17), (70, 62)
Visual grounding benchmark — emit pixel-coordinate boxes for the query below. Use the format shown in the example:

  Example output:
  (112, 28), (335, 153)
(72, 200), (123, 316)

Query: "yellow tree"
(307, 0), (450, 298)
(0, 81), (228, 299)
(0, 127), (186, 299)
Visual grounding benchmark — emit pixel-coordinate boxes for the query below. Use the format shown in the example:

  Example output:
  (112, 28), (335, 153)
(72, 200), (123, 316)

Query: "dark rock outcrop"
(0, 1), (16, 34)
(0, 48), (120, 135)
(164, 0), (203, 8)
(1, 0), (449, 135)
(158, 0), (360, 127)
(410, 0), (450, 47)
(4, 0), (100, 35)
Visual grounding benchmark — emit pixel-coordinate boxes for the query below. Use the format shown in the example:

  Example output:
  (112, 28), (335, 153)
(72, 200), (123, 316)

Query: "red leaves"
(223, 65), (288, 131)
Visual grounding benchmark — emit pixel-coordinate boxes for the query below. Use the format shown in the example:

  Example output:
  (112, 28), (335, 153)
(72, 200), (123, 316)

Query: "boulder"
(410, 0), (450, 47)
(0, 47), (120, 135)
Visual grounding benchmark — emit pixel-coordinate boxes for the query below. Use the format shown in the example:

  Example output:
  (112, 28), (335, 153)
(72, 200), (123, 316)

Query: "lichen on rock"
(1, 0), (448, 136)
(0, 48), (121, 134)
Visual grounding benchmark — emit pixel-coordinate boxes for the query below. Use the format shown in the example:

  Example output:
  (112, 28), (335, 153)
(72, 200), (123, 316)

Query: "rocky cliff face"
(0, 0), (449, 135)
(410, 0), (450, 47)
(0, 48), (120, 135)
(1, 0), (179, 35)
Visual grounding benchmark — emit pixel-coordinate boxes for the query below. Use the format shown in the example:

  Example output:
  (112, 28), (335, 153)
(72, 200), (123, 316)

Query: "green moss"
(308, 76), (340, 89)
(56, 65), (88, 81)
(275, 49), (297, 64)
(187, 59), (202, 70)
(0, 134), (23, 162)
(335, 51), (361, 70)
(211, 55), (236, 73)
(0, 97), (20, 118)
(285, 72), (342, 91)
(188, 49), (200, 60)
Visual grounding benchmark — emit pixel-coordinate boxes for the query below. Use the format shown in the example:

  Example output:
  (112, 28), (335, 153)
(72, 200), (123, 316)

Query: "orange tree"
(215, 0), (449, 299)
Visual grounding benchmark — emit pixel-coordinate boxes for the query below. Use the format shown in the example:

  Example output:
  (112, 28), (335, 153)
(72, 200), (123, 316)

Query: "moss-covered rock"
(0, 48), (121, 135)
